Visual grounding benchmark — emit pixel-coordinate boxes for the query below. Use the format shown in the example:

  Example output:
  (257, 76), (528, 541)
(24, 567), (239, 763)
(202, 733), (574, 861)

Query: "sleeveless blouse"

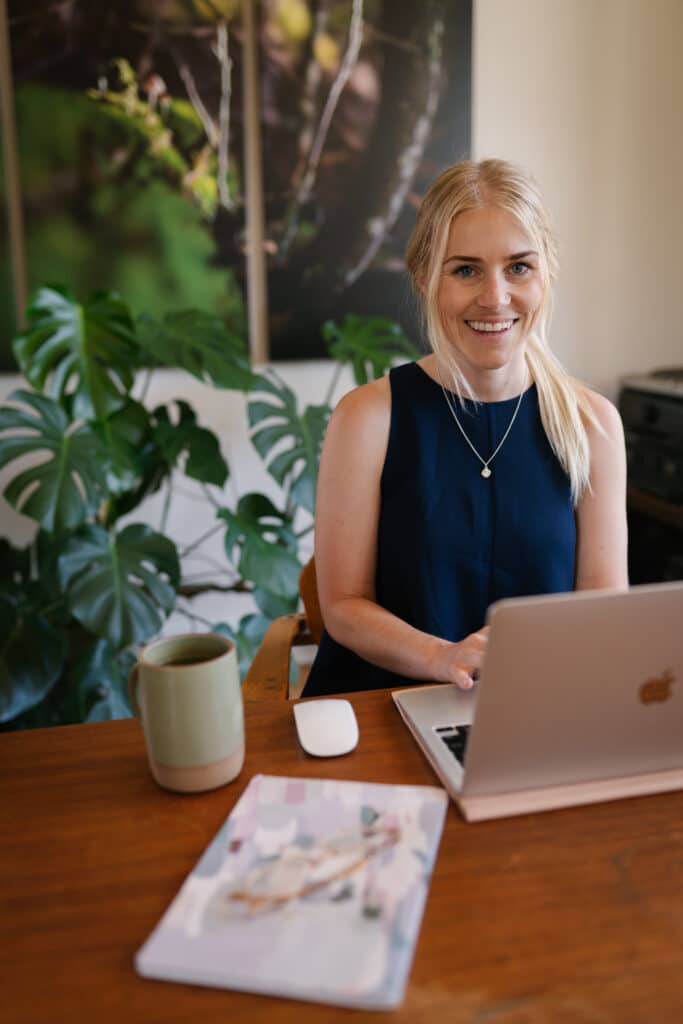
(302, 361), (576, 697)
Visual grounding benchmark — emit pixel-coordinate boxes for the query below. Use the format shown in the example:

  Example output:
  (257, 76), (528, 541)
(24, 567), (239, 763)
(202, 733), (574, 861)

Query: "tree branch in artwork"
(278, 0), (332, 257)
(343, 15), (444, 287)
(214, 20), (234, 210)
(177, 57), (218, 148)
(296, 0), (332, 177)
(279, 0), (364, 254)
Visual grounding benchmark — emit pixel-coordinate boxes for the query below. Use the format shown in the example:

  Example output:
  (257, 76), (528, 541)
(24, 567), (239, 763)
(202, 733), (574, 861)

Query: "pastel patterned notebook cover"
(135, 774), (448, 1009)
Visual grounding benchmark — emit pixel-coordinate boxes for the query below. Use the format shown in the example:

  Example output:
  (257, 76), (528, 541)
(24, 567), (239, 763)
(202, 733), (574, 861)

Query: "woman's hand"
(430, 627), (490, 690)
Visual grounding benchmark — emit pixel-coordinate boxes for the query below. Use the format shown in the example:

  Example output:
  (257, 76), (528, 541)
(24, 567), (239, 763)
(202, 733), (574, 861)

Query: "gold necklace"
(439, 377), (527, 479)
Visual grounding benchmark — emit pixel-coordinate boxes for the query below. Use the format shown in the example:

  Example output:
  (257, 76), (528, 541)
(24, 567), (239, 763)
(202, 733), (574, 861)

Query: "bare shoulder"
(332, 375), (391, 420)
(580, 386), (625, 443)
(326, 376), (391, 444)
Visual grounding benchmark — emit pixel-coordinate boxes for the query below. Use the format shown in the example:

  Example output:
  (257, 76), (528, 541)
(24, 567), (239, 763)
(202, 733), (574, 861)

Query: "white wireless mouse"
(293, 699), (359, 757)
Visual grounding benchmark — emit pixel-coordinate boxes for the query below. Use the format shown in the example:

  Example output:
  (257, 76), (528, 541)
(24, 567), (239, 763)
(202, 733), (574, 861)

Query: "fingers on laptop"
(449, 627), (489, 690)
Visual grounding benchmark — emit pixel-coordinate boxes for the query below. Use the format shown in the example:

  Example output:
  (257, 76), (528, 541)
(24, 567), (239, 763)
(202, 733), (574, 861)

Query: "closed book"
(135, 773), (448, 1009)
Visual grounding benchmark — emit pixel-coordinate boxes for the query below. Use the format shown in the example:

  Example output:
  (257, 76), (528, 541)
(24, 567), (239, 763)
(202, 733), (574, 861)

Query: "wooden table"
(2, 689), (683, 1024)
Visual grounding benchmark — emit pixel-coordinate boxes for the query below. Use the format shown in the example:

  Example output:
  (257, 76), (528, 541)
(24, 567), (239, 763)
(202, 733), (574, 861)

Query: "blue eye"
(452, 265), (476, 278)
(508, 261), (531, 276)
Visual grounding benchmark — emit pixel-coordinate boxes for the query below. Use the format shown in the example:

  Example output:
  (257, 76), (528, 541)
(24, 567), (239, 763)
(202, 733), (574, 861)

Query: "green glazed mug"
(129, 633), (244, 793)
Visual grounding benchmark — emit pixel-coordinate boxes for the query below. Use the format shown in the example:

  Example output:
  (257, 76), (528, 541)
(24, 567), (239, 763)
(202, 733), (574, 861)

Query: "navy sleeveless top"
(302, 361), (576, 697)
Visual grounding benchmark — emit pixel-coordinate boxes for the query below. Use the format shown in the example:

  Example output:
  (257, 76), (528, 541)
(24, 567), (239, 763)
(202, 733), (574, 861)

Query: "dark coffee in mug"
(159, 653), (217, 667)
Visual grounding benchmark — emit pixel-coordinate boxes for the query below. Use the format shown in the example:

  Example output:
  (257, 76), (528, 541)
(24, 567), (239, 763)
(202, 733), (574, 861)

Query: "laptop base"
(393, 690), (683, 821)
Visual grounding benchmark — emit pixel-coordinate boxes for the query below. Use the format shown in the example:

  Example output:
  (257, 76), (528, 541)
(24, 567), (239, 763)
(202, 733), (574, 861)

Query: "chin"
(465, 351), (516, 372)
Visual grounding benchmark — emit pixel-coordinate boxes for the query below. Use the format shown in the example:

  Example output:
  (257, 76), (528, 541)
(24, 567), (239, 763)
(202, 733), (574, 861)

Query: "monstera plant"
(0, 288), (416, 729)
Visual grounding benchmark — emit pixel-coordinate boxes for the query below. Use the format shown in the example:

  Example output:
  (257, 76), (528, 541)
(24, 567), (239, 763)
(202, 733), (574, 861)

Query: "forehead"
(445, 205), (534, 256)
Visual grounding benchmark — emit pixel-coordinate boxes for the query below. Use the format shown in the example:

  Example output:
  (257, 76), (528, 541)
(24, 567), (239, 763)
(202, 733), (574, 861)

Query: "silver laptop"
(392, 581), (683, 821)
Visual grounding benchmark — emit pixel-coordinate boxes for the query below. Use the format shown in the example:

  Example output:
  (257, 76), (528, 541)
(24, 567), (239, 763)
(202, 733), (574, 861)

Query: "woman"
(302, 158), (628, 697)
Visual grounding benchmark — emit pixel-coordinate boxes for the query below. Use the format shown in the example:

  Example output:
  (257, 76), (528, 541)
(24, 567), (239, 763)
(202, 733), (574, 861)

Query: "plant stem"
(35, 600), (65, 617)
(323, 362), (343, 406)
(201, 483), (222, 510)
(160, 476), (173, 533)
(175, 605), (214, 628)
(295, 523), (315, 539)
(138, 366), (154, 404)
(180, 553), (232, 574)
(215, 20), (234, 210)
(179, 523), (224, 558)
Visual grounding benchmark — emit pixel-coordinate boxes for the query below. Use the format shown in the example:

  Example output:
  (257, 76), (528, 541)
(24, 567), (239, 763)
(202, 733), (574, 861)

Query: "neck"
(468, 365), (529, 403)
(425, 353), (530, 403)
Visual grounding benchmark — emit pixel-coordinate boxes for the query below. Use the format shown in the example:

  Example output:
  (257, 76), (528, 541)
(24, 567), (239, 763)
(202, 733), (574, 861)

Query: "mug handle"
(128, 664), (142, 718)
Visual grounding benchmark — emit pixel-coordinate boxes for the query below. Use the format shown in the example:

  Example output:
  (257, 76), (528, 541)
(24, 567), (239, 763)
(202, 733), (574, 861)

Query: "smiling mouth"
(465, 319), (519, 334)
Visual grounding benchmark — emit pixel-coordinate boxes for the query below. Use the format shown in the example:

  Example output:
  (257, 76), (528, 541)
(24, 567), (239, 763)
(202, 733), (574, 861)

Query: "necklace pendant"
(481, 466), (492, 479)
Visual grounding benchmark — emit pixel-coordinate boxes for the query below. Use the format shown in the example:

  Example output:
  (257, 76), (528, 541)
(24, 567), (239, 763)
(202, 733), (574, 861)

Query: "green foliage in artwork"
(92, 181), (245, 326)
(0, 81), (245, 370)
(85, 58), (241, 220)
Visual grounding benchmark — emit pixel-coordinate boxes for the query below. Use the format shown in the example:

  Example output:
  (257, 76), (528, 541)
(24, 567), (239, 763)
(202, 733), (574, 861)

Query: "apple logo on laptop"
(639, 670), (675, 704)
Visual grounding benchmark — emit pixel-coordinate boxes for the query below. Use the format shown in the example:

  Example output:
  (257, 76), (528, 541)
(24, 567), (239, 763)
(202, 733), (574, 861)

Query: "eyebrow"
(442, 250), (538, 266)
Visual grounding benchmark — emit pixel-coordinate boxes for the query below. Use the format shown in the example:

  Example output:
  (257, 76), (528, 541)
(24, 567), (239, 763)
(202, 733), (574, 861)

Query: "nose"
(478, 271), (510, 309)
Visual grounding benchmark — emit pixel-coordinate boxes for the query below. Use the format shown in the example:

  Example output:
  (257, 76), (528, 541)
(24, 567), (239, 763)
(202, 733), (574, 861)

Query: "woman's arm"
(314, 378), (486, 689)
(574, 391), (629, 590)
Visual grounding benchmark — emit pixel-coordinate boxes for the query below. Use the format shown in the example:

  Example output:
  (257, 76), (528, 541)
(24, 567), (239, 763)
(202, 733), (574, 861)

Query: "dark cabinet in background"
(619, 371), (683, 584)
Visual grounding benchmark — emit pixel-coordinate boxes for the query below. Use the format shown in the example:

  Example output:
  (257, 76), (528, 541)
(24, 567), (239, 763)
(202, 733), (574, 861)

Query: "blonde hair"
(405, 158), (598, 503)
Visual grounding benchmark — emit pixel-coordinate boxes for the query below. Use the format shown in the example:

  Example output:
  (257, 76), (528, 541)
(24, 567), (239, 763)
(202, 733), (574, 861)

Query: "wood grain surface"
(2, 688), (683, 1024)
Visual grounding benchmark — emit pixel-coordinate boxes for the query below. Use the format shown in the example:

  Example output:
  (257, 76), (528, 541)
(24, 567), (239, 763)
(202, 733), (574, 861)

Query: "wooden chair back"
(299, 557), (323, 646)
(242, 555), (322, 700)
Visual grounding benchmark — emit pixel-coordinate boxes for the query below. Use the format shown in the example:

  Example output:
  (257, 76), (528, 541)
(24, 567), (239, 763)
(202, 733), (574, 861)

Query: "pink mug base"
(149, 744), (245, 793)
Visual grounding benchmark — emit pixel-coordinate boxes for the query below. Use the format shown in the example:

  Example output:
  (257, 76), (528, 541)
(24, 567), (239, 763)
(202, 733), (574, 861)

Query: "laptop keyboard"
(435, 724), (470, 765)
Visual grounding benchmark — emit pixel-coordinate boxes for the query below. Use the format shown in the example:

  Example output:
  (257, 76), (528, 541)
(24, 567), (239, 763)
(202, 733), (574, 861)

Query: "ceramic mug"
(129, 633), (244, 793)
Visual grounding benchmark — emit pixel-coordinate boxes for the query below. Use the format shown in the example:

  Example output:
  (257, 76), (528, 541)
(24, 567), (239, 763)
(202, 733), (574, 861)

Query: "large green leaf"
(0, 598), (67, 723)
(74, 639), (134, 721)
(212, 614), (271, 681)
(58, 523), (180, 649)
(252, 586), (299, 619)
(218, 493), (301, 598)
(136, 309), (256, 391)
(94, 398), (159, 495)
(248, 372), (329, 514)
(322, 315), (419, 386)
(154, 400), (228, 487)
(13, 286), (139, 420)
(0, 390), (108, 532)
(94, 401), (170, 524)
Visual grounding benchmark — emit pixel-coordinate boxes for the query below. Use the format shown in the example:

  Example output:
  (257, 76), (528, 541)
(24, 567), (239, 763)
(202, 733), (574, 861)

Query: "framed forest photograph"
(2, 0), (471, 366)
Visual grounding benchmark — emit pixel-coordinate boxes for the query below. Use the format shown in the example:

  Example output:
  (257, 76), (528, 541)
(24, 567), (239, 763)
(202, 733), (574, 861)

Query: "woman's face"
(437, 204), (544, 383)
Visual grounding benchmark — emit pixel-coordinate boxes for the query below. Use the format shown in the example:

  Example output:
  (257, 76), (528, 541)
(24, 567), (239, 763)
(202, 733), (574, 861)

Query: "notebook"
(135, 774), (448, 1009)
(393, 581), (683, 822)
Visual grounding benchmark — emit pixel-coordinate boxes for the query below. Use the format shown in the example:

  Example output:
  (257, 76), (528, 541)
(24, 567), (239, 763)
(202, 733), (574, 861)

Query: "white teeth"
(467, 320), (515, 333)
